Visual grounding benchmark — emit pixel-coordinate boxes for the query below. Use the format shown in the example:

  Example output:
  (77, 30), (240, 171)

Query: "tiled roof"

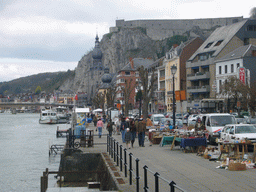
(188, 19), (248, 61)
(215, 44), (256, 62)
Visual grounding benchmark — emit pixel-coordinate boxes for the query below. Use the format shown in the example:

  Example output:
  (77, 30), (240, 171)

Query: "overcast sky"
(0, 0), (255, 82)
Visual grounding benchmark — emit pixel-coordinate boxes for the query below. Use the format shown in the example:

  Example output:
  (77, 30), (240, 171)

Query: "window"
(125, 72), (130, 76)
(135, 72), (139, 77)
(214, 40), (223, 46)
(237, 63), (240, 68)
(219, 80), (222, 88)
(247, 25), (256, 31)
(244, 38), (249, 45)
(205, 42), (213, 48)
(231, 64), (234, 73)
(160, 70), (165, 77)
(219, 66), (221, 74)
(121, 78), (125, 83)
(225, 65), (227, 74)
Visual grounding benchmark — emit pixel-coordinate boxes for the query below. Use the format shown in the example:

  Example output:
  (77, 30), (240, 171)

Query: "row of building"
(112, 18), (256, 114)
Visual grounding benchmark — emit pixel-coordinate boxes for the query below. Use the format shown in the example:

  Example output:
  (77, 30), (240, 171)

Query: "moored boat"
(39, 108), (58, 124)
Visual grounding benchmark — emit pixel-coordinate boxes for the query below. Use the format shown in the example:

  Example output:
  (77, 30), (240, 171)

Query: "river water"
(0, 113), (68, 192)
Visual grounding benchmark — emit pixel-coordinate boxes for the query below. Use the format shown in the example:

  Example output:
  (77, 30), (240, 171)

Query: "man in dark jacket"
(137, 118), (146, 147)
(107, 119), (114, 136)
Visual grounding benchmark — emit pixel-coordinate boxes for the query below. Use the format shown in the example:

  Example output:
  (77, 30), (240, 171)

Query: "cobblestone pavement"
(82, 123), (256, 192)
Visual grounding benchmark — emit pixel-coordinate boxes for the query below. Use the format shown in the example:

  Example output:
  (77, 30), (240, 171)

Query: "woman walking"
(96, 118), (104, 138)
(130, 119), (136, 148)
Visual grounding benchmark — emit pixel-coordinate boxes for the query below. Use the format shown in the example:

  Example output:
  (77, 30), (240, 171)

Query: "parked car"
(159, 118), (183, 130)
(151, 114), (165, 126)
(220, 124), (256, 143)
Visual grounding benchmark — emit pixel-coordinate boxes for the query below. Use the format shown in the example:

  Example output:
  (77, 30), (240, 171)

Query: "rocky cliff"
(59, 27), (174, 95)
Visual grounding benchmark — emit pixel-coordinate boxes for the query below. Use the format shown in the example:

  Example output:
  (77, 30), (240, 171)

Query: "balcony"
(187, 72), (210, 81)
(186, 58), (214, 68)
(187, 85), (210, 93)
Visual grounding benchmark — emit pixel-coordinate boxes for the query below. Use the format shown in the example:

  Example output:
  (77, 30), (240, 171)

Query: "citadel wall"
(110, 17), (244, 40)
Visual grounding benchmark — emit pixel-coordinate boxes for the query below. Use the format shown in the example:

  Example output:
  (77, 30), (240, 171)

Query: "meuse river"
(0, 113), (67, 192)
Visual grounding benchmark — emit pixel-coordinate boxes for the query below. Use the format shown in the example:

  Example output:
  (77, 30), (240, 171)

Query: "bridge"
(0, 102), (75, 108)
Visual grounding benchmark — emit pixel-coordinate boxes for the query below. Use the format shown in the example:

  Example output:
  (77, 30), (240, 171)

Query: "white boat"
(39, 108), (58, 124)
(56, 106), (71, 124)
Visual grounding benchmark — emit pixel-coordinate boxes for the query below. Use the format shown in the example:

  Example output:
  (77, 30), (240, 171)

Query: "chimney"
(131, 59), (134, 69)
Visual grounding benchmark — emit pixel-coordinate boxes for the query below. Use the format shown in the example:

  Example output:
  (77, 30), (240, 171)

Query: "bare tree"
(247, 83), (256, 116)
(138, 66), (157, 120)
(219, 76), (249, 114)
(106, 86), (118, 109)
(121, 79), (137, 117)
(91, 92), (105, 112)
(250, 7), (256, 19)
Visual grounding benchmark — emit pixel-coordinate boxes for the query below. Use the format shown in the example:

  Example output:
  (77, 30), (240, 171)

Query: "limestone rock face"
(60, 28), (164, 96)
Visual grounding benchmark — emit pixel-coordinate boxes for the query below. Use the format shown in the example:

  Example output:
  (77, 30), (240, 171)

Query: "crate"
(228, 162), (246, 171)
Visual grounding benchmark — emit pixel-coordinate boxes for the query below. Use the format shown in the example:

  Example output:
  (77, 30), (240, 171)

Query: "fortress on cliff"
(110, 17), (244, 40)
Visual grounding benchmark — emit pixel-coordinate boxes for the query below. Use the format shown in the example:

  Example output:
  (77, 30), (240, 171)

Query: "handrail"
(107, 135), (186, 192)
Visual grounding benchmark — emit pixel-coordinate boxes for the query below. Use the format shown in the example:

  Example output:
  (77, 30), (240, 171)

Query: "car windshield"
(250, 118), (256, 124)
(235, 125), (256, 134)
(154, 116), (164, 121)
(210, 116), (236, 127)
(161, 118), (172, 124)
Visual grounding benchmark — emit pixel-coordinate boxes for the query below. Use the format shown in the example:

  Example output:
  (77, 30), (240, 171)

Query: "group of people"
(92, 113), (154, 149)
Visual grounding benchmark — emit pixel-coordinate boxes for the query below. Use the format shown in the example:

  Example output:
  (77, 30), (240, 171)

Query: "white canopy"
(93, 108), (102, 113)
(75, 108), (90, 113)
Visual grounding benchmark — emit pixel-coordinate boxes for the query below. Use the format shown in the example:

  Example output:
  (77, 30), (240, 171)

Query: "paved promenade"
(83, 123), (256, 192)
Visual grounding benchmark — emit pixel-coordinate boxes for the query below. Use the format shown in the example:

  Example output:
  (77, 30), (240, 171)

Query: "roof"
(120, 58), (154, 71)
(188, 20), (248, 61)
(215, 44), (256, 62)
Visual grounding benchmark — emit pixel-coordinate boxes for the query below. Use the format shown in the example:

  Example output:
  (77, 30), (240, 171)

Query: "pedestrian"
(129, 119), (136, 148)
(120, 118), (128, 143)
(146, 116), (153, 130)
(107, 119), (113, 136)
(125, 128), (132, 149)
(137, 118), (146, 147)
(96, 118), (104, 138)
(93, 115), (97, 127)
(103, 114), (106, 124)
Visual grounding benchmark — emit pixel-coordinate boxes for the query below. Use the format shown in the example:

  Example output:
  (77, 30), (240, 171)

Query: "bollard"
(154, 172), (160, 192)
(143, 165), (148, 192)
(120, 145), (123, 172)
(116, 142), (119, 166)
(169, 181), (176, 192)
(129, 153), (133, 185)
(124, 149), (127, 177)
(136, 158), (140, 192)
(111, 137), (114, 158)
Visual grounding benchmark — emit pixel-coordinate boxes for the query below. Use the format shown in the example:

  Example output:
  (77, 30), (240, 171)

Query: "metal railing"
(107, 135), (186, 192)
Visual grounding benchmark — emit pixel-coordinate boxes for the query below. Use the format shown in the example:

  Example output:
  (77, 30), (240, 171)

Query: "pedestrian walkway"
(83, 123), (256, 192)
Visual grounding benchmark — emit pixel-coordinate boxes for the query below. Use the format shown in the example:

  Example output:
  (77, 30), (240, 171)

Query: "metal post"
(107, 135), (109, 153)
(129, 153), (133, 185)
(143, 165), (148, 192)
(136, 158), (140, 192)
(173, 74), (175, 128)
(116, 142), (119, 166)
(170, 181), (176, 192)
(124, 149), (127, 177)
(111, 137), (113, 158)
(120, 145), (123, 172)
(154, 172), (160, 192)
(114, 140), (116, 162)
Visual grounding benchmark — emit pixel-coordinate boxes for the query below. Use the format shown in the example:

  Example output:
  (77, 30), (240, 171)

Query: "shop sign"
(239, 67), (246, 84)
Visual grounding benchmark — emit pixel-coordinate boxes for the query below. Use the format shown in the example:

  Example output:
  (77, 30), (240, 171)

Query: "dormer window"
(214, 40), (223, 46)
(205, 42), (213, 49)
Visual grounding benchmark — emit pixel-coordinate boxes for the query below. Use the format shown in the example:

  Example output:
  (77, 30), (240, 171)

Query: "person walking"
(129, 119), (136, 148)
(120, 118), (128, 143)
(93, 115), (97, 127)
(125, 128), (132, 149)
(107, 119), (113, 136)
(96, 118), (104, 138)
(137, 118), (146, 147)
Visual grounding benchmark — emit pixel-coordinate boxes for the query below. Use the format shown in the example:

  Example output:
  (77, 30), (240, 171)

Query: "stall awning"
(75, 108), (90, 113)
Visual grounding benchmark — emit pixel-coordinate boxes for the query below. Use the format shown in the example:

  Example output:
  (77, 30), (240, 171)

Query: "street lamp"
(171, 65), (177, 129)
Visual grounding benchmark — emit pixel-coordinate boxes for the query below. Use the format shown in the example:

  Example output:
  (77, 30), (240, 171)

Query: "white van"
(201, 113), (236, 144)
(151, 114), (165, 126)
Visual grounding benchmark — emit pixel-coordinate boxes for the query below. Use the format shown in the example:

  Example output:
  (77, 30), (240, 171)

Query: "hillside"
(0, 70), (75, 95)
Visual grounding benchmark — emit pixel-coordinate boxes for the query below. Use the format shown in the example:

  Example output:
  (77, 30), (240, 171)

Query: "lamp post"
(171, 65), (177, 129)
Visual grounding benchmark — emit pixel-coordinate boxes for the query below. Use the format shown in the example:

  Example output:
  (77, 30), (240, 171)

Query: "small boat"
(39, 108), (58, 124)
(56, 106), (70, 124)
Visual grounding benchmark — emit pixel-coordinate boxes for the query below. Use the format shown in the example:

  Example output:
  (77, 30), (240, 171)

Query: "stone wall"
(111, 17), (244, 40)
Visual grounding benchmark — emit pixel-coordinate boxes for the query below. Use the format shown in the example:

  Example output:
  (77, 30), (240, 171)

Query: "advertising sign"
(239, 67), (246, 84)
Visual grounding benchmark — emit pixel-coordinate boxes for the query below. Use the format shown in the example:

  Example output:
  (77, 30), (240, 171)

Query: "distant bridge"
(0, 102), (75, 108)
